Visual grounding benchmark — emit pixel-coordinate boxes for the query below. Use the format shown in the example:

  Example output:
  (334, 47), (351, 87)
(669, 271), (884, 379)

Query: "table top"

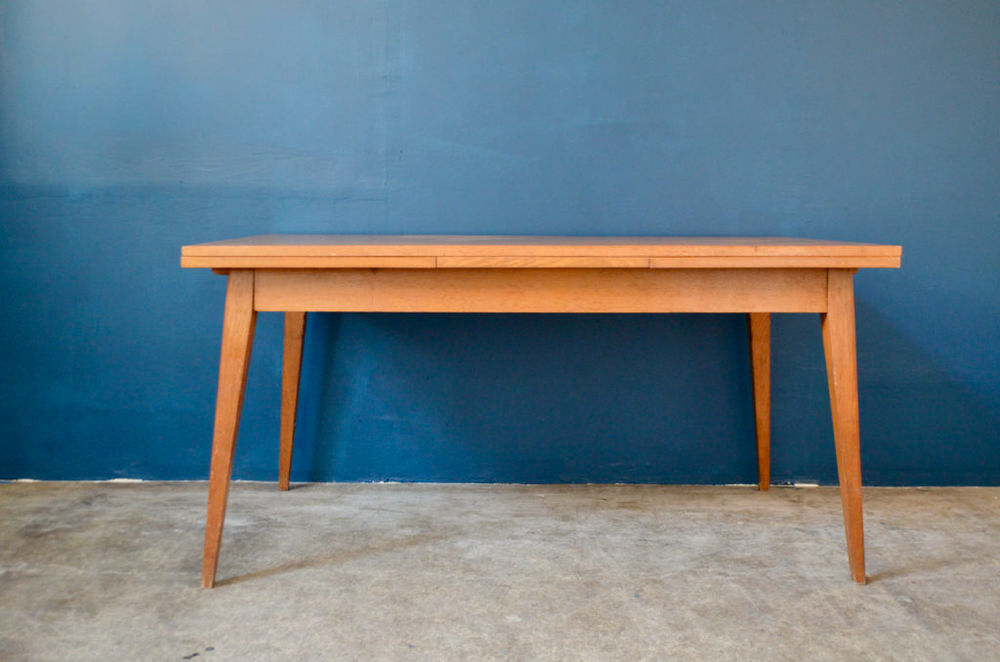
(182, 235), (901, 269)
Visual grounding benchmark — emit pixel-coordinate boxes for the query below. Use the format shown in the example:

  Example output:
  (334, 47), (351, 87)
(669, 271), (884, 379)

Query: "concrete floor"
(1, 483), (998, 661)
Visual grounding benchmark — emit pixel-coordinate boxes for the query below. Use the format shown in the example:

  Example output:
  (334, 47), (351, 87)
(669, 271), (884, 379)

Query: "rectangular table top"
(182, 235), (902, 269)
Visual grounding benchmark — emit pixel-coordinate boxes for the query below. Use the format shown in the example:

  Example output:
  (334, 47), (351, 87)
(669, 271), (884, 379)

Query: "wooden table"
(182, 235), (901, 587)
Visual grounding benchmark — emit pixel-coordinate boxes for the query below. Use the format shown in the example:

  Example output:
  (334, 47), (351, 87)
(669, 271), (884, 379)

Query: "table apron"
(252, 267), (832, 313)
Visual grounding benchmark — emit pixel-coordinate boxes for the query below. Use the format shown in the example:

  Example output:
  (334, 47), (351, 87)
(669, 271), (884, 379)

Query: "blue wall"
(2, 1), (998, 485)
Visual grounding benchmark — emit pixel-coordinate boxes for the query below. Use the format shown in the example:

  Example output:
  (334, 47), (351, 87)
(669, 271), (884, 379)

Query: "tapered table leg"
(279, 312), (306, 491)
(202, 270), (257, 588)
(747, 313), (771, 491)
(821, 269), (866, 584)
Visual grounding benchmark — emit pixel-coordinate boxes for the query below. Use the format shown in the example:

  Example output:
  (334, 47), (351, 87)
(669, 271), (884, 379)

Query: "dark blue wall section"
(2, 1), (998, 484)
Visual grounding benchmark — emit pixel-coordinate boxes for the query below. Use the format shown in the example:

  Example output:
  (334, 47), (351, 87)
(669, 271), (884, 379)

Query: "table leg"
(747, 313), (771, 491)
(202, 270), (257, 588)
(279, 312), (306, 491)
(821, 269), (866, 584)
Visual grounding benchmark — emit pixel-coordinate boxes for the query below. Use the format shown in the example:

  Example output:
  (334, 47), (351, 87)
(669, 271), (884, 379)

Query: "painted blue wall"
(2, 1), (998, 485)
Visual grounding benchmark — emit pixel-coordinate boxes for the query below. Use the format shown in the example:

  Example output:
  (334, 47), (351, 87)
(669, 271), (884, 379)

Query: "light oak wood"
(253, 268), (829, 313)
(436, 256), (650, 269)
(649, 256), (899, 269)
(822, 269), (866, 584)
(278, 312), (306, 492)
(183, 234), (903, 259)
(202, 270), (256, 588)
(747, 313), (771, 491)
(188, 254), (900, 269)
(182, 256), (437, 269)
(183, 236), (902, 270)
(183, 235), (900, 587)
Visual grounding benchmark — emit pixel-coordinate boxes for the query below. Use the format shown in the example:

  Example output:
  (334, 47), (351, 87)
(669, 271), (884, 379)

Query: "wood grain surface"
(182, 235), (902, 269)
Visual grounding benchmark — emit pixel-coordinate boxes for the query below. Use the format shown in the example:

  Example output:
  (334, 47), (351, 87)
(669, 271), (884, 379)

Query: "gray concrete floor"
(1, 483), (998, 661)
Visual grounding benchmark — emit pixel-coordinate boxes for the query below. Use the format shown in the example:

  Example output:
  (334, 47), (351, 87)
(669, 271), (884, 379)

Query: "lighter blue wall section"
(2, 1), (998, 484)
